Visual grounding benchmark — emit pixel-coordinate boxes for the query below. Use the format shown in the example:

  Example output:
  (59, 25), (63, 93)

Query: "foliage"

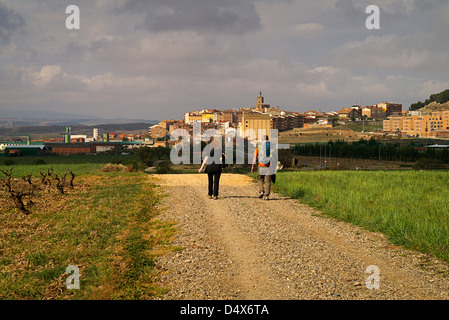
(410, 89), (449, 111)
(135, 146), (171, 166)
(101, 163), (133, 172)
(413, 158), (446, 170)
(293, 138), (449, 164)
(3, 159), (15, 166)
(33, 158), (46, 165)
(155, 162), (180, 174)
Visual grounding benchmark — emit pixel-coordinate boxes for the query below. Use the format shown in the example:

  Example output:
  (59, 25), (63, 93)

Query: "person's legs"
(212, 172), (222, 198)
(264, 174), (272, 198)
(207, 173), (214, 197)
(257, 167), (265, 196)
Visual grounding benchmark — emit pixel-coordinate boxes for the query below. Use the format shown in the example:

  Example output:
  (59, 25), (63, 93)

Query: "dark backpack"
(205, 149), (222, 173)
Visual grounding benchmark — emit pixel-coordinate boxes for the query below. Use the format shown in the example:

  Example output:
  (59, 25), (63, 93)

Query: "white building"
(93, 128), (99, 141)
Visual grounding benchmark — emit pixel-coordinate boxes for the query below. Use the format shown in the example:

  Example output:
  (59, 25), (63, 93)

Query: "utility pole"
(320, 144), (322, 169)
(324, 144), (327, 168)
(378, 142), (381, 163)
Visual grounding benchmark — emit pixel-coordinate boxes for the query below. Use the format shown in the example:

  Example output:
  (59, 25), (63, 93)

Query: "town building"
(338, 107), (362, 120)
(362, 105), (386, 119)
(0, 144), (48, 157)
(44, 142), (122, 155)
(149, 124), (167, 139)
(93, 128), (99, 141)
(383, 110), (449, 137)
(240, 112), (272, 140)
(184, 112), (203, 123)
(271, 113), (304, 132)
(378, 102), (402, 117)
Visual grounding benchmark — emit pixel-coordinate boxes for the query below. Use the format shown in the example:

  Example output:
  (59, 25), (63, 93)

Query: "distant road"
(152, 173), (449, 300)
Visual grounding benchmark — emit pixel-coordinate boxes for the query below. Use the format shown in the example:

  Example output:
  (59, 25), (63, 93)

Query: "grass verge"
(272, 170), (449, 263)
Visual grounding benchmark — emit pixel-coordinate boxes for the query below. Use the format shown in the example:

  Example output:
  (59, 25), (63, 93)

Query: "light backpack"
(258, 141), (272, 166)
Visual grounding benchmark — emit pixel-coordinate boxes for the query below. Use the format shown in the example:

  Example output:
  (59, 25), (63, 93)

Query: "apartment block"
(271, 113), (304, 132)
(383, 110), (449, 137)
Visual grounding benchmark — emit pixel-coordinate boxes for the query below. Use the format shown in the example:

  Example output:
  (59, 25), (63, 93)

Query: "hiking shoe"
(258, 193), (264, 199)
(264, 196), (269, 200)
(208, 195), (213, 199)
(214, 196), (218, 200)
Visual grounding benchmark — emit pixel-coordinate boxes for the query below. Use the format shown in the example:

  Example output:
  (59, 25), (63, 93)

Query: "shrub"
(33, 158), (46, 165)
(413, 158), (446, 170)
(155, 162), (179, 174)
(111, 157), (124, 165)
(3, 159), (15, 166)
(101, 163), (134, 172)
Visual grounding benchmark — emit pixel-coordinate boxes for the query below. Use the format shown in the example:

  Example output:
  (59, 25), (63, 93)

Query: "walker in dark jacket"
(198, 147), (224, 200)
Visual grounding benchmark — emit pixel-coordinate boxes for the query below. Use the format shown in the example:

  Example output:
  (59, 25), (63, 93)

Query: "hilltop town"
(149, 91), (404, 146)
(4, 90), (449, 159)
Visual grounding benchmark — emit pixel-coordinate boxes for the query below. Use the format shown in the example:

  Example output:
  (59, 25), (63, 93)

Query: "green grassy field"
(0, 163), (103, 178)
(273, 170), (449, 263)
(0, 154), (140, 178)
(0, 164), (178, 300)
(1, 154), (138, 166)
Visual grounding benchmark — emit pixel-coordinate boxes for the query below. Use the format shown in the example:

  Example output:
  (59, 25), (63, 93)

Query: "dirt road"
(152, 173), (449, 300)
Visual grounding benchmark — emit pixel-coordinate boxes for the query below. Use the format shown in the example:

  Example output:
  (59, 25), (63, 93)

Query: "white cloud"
(81, 72), (156, 92)
(21, 65), (62, 88)
(292, 23), (325, 35)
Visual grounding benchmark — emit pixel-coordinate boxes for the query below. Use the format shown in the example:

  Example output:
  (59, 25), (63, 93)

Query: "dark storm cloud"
(0, 2), (25, 44)
(115, 0), (261, 34)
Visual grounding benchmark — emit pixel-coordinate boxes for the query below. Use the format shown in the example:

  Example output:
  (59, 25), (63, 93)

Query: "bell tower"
(255, 91), (269, 111)
(257, 91), (264, 105)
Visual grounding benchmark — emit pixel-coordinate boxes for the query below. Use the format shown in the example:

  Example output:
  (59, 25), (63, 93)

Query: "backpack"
(258, 141), (272, 166)
(205, 149), (222, 173)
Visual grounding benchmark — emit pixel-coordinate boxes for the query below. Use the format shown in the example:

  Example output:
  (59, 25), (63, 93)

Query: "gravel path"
(151, 173), (449, 300)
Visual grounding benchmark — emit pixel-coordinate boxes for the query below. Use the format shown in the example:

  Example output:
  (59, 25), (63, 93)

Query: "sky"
(1, 0), (449, 121)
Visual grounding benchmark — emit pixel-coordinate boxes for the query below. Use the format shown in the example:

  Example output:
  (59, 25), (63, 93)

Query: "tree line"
(293, 138), (449, 164)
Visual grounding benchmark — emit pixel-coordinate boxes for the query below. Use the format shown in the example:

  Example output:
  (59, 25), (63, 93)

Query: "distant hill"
(410, 89), (449, 111)
(417, 101), (449, 113)
(0, 122), (158, 139)
(0, 109), (158, 128)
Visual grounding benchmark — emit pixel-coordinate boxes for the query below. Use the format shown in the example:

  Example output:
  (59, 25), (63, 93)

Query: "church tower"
(255, 91), (270, 111)
(257, 91), (264, 105)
